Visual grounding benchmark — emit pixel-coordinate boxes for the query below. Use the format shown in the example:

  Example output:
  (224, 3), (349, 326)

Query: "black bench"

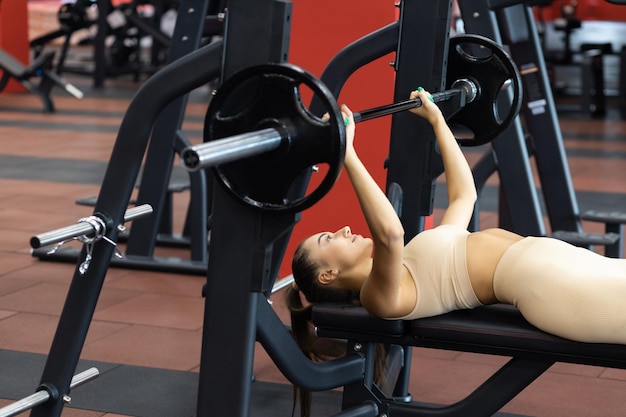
(312, 303), (626, 416)
(0, 48), (83, 112)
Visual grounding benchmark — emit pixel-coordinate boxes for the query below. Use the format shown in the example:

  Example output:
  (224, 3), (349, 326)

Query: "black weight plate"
(204, 63), (346, 213)
(447, 34), (523, 146)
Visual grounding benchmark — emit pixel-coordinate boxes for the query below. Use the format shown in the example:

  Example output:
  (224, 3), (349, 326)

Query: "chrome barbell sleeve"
(181, 127), (284, 172)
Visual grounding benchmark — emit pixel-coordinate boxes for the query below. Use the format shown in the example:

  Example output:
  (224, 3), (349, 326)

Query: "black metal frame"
(458, 0), (546, 237)
(22, 1), (371, 417)
(22, 1), (626, 417)
(28, 34), (224, 417)
(0, 48), (82, 113)
(32, 0), (214, 274)
(123, 0), (211, 266)
(463, 0), (626, 256)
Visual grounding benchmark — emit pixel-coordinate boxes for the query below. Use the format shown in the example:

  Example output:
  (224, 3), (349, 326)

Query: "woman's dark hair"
(291, 239), (360, 305)
(286, 241), (386, 417)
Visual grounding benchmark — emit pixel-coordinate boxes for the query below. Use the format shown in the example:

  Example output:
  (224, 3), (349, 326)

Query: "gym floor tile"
(0, 262), (76, 285)
(548, 362), (606, 378)
(0, 281), (140, 316)
(0, 274), (39, 295)
(0, 229), (36, 252)
(598, 367), (626, 381)
(81, 325), (202, 371)
(0, 282), (82, 316)
(92, 293), (205, 330)
(511, 372), (626, 417)
(0, 310), (15, 321)
(453, 351), (512, 367)
(103, 270), (205, 298)
(0, 313), (64, 354)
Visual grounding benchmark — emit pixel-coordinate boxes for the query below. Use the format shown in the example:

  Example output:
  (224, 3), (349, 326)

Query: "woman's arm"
(409, 89), (477, 228)
(341, 105), (407, 316)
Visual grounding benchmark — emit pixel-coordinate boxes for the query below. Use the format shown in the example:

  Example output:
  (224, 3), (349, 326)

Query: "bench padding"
(313, 304), (626, 369)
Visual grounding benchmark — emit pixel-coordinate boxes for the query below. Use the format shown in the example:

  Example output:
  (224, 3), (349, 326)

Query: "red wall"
(0, 0), (28, 92)
(279, 0), (398, 277)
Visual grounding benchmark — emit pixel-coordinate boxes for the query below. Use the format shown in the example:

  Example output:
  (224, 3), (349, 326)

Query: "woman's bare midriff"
(466, 228), (524, 304)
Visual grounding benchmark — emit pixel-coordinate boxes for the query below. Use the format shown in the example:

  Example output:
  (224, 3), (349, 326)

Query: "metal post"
(125, 0), (212, 261)
(457, 0), (546, 237)
(496, 4), (583, 233)
(195, 1), (294, 416)
(385, 0), (452, 241)
(30, 39), (223, 417)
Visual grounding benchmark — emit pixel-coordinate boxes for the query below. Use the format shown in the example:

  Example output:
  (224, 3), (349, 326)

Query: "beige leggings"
(493, 237), (626, 344)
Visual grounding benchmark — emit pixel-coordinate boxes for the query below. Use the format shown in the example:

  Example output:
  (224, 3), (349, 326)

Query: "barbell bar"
(180, 34), (521, 213)
(181, 78), (478, 173)
(0, 367), (99, 417)
(352, 78), (478, 123)
(181, 128), (284, 173)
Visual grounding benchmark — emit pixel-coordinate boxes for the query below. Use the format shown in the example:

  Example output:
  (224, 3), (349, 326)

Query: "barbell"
(352, 78), (477, 124)
(180, 34), (522, 213)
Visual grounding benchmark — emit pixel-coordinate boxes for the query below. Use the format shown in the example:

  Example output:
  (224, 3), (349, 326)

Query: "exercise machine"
(32, 0), (215, 274)
(0, 48), (83, 112)
(182, 1), (523, 416)
(19, 0), (517, 415)
(17, 2), (626, 417)
(32, 0), (223, 87)
(460, 0), (626, 257)
(30, 0), (97, 80)
(16, 1), (300, 415)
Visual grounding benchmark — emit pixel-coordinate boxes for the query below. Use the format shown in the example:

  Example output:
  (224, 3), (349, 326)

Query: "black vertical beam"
(495, 5), (582, 233)
(457, 0), (546, 237)
(94, 0), (110, 87)
(386, 0), (452, 240)
(195, 2), (294, 416)
(29, 42), (222, 417)
(220, 0), (292, 78)
(383, 4), (452, 404)
(125, 0), (211, 261)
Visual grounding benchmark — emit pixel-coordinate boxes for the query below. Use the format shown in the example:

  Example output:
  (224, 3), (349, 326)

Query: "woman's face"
(302, 226), (373, 275)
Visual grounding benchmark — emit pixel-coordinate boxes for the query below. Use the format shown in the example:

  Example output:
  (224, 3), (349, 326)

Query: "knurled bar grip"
(30, 204), (153, 249)
(353, 89), (465, 123)
(0, 367), (99, 417)
(353, 76), (479, 123)
(181, 127), (283, 172)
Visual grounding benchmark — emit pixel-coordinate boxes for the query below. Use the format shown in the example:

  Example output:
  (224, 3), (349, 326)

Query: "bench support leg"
(339, 356), (554, 417)
(382, 357), (554, 416)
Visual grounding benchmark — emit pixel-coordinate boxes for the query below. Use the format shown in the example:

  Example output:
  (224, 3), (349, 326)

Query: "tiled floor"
(1, 3), (626, 415)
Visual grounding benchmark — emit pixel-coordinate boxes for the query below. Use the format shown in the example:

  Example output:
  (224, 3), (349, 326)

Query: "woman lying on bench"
(287, 87), (626, 353)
